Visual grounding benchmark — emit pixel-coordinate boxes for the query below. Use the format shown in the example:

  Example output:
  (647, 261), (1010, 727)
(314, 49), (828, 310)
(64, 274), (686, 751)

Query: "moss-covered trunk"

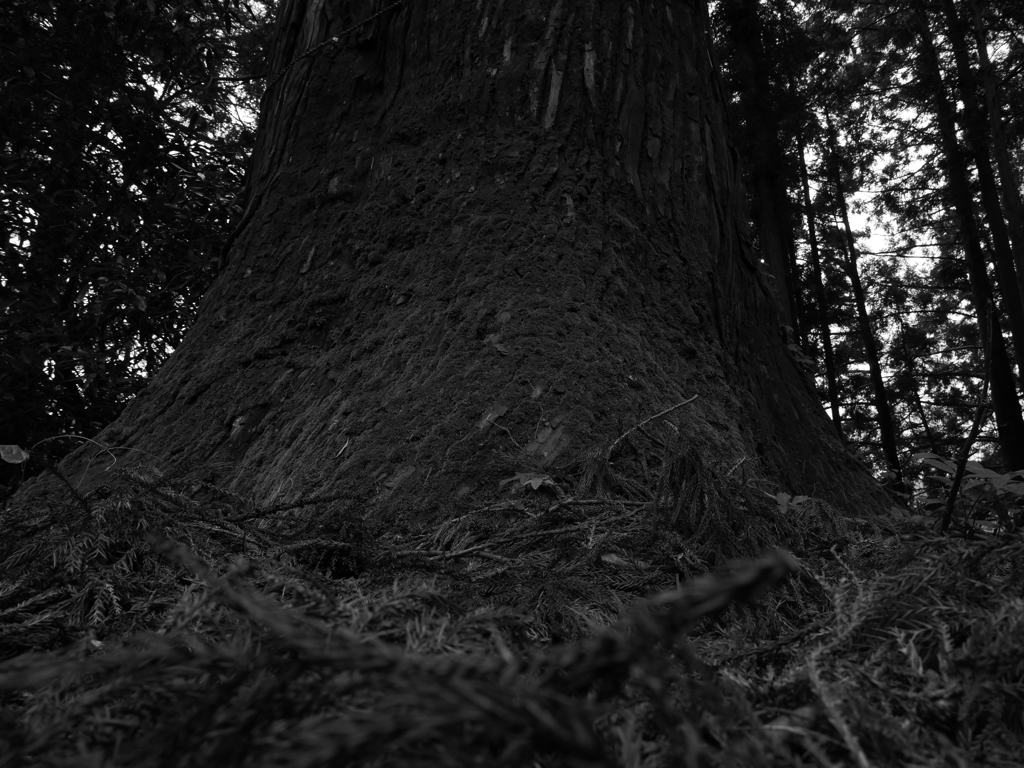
(26, 0), (887, 539)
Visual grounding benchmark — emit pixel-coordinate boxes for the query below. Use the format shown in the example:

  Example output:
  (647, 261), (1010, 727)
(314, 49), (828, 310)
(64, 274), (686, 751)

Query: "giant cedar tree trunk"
(30, 0), (887, 530)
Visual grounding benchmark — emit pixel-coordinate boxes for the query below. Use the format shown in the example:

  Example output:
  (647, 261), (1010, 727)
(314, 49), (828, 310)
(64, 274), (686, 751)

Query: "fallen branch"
(607, 395), (699, 456)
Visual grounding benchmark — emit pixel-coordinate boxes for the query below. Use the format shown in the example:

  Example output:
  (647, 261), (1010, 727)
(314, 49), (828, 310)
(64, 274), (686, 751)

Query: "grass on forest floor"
(0, 461), (1022, 768)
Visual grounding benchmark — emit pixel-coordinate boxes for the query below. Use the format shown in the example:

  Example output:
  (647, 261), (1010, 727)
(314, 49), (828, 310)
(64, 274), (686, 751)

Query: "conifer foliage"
(715, 0), (1024, 511)
(0, 0), (275, 498)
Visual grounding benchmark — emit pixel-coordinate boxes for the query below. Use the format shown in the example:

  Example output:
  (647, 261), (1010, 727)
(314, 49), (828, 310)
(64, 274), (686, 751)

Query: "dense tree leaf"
(0, 0), (276, 498)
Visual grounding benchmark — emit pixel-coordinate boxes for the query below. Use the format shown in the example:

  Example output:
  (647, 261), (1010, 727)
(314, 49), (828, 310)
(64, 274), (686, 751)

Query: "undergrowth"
(0, 440), (1021, 767)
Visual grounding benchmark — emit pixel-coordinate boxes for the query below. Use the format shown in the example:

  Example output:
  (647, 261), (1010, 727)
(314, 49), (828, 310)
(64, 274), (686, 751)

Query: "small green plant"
(0, 445), (29, 464)
(914, 452), (1024, 533)
(498, 472), (556, 492)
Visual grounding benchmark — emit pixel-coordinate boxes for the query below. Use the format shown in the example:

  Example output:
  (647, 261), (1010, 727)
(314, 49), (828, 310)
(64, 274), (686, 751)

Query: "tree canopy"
(1, 0), (275, 496)
(713, 0), (1024, 521)
(2, 3), (1023, 766)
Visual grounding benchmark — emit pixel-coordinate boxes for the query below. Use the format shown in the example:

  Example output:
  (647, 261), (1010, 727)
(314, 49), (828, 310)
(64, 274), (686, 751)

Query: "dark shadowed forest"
(1, 1), (1022, 766)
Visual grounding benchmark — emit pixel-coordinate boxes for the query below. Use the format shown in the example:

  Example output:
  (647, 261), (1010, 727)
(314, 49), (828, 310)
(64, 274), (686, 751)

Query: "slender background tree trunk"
(796, 129), (843, 435)
(916, 9), (1024, 470)
(942, 0), (1024, 374)
(718, 0), (801, 334)
(970, 0), (1024, 324)
(29, 0), (888, 526)
(832, 168), (903, 488)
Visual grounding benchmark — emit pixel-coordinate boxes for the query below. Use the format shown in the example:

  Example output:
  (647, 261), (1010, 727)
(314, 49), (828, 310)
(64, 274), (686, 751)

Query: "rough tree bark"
(26, 0), (888, 534)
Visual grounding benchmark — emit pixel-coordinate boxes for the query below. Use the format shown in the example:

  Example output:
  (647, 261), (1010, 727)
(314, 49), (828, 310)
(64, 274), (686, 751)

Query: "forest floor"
(0, 458), (1021, 768)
